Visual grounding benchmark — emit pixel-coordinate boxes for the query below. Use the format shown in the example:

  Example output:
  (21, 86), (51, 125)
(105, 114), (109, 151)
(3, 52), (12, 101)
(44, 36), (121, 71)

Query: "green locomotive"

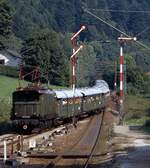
(11, 80), (110, 132)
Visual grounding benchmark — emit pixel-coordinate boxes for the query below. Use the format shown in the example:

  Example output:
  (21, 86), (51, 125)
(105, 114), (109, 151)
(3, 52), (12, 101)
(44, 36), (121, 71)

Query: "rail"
(44, 116), (94, 168)
(44, 111), (105, 168)
(83, 110), (105, 168)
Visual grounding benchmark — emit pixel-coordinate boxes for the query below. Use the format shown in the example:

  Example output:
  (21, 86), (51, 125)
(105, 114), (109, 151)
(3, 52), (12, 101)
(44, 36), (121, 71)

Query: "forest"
(0, 0), (150, 93)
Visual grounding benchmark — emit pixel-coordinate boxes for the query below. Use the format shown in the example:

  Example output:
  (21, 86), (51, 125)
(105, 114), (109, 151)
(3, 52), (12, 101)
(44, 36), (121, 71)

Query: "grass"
(0, 75), (29, 123)
(0, 75), (28, 99)
(124, 94), (150, 125)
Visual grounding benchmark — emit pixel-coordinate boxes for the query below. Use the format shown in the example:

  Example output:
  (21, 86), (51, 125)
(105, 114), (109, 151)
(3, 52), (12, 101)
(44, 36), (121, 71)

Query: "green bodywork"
(12, 90), (108, 121)
(12, 90), (57, 120)
(56, 94), (107, 119)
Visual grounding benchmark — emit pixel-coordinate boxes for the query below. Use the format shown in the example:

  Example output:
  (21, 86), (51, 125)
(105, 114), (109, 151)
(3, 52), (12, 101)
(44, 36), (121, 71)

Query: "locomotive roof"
(55, 90), (83, 99)
(14, 80), (109, 99)
(55, 80), (109, 99)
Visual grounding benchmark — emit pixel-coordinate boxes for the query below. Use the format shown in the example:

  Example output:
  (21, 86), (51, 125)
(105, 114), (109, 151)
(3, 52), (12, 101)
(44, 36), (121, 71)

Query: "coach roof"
(55, 80), (109, 99)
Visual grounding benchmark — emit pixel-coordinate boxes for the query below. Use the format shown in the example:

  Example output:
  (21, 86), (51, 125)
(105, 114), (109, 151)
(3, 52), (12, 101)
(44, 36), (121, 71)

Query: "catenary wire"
(135, 26), (150, 37)
(83, 8), (150, 51)
(87, 8), (150, 14)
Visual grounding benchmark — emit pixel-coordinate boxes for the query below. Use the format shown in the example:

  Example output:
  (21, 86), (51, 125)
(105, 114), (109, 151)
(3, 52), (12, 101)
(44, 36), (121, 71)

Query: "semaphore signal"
(70, 26), (86, 126)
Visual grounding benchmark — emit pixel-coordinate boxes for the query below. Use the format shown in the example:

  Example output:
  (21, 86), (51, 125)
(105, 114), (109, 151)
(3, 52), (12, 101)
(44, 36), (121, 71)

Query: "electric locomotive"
(11, 80), (110, 132)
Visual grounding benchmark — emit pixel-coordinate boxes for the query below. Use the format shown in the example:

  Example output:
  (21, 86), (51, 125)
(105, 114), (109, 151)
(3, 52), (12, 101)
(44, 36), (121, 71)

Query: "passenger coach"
(11, 80), (110, 132)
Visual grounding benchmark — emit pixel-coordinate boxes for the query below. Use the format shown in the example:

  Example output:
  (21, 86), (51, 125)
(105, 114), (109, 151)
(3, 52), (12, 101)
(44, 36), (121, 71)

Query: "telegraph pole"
(118, 35), (136, 121)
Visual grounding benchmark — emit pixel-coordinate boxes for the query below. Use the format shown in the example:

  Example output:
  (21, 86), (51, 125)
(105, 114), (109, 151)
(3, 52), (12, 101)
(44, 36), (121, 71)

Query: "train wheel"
(47, 120), (52, 128)
(52, 119), (60, 127)
(72, 117), (78, 128)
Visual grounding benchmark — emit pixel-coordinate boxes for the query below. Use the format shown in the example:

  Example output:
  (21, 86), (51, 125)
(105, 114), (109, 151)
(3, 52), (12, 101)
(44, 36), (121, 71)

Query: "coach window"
(88, 98), (91, 102)
(91, 97), (95, 101)
(96, 96), (99, 100)
(84, 97), (87, 103)
(0, 59), (5, 65)
(75, 98), (81, 104)
(62, 100), (67, 105)
(69, 99), (73, 104)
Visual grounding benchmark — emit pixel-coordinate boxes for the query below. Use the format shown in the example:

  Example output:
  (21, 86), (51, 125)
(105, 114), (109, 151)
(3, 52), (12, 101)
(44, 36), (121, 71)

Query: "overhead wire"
(83, 8), (150, 51)
(135, 26), (150, 37)
(84, 8), (129, 37)
(87, 8), (150, 14)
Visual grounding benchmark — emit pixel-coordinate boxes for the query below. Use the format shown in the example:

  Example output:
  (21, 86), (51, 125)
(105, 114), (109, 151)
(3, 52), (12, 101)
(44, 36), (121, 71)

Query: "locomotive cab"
(12, 90), (40, 119)
(11, 89), (57, 131)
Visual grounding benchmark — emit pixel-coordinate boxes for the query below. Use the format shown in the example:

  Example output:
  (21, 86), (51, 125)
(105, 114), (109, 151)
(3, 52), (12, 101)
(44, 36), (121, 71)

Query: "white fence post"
(4, 140), (7, 162)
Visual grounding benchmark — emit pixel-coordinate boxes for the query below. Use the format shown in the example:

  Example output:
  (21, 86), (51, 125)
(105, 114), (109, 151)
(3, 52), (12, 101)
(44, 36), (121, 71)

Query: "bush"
(127, 83), (138, 95)
(0, 122), (12, 135)
(0, 98), (11, 123)
(145, 108), (150, 117)
(0, 65), (19, 78)
(143, 79), (150, 94)
(144, 120), (150, 127)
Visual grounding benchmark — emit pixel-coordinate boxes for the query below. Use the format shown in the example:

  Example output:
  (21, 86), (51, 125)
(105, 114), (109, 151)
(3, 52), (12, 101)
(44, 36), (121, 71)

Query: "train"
(11, 80), (110, 132)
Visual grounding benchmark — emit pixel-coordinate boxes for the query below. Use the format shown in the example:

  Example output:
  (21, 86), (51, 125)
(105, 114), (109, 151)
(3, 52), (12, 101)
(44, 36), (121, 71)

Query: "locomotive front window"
(13, 91), (40, 102)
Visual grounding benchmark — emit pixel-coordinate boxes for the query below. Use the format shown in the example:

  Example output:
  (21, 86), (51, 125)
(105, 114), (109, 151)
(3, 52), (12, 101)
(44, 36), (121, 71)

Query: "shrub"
(145, 108), (150, 117)
(0, 98), (11, 123)
(144, 120), (150, 127)
(0, 65), (19, 78)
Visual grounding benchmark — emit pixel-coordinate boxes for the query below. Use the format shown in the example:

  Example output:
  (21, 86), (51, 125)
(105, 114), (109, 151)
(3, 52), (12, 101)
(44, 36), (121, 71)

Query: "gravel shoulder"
(111, 125), (150, 168)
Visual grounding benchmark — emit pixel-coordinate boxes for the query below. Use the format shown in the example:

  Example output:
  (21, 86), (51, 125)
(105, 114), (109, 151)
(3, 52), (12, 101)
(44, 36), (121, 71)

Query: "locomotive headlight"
(15, 113), (18, 115)
(23, 125), (28, 130)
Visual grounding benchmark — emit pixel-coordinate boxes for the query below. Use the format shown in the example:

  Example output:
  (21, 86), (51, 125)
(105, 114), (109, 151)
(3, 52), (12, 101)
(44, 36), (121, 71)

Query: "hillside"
(0, 0), (150, 88)
(7, 0), (150, 71)
(0, 75), (65, 99)
(0, 75), (25, 122)
(124, 94), (150, 125)
(10, 0), (150, 40)
(0, 75), (27, 99)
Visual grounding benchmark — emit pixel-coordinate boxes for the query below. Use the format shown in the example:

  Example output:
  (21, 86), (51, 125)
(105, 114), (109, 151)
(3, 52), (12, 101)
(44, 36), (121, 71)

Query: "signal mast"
(118, 35), (136, 120)
(70, 26), (86, 126)
(70, 26), (86, 90)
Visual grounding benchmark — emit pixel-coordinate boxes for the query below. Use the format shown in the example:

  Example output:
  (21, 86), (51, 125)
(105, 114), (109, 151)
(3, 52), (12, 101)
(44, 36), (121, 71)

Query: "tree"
(0, 0), (12, 50)
(21, 29), (69, 86)
(124, 54), (145, 94)
(1, 0), (150, 83)
(77, 43), (96, 87)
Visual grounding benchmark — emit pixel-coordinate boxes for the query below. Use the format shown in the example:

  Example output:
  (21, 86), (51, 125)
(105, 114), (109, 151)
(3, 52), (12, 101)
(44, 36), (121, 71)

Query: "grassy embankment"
(0, 75), (65, 123)
(0, 75), (27, 123)
(124, 94), (150, 127)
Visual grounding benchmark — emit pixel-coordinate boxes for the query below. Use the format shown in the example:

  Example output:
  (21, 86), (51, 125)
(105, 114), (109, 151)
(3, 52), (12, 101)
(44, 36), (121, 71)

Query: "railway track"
(0, 125), (68, 158)
(83, 111), (105, 168)
(44, 116), (94, 168)
(0, 134), (17, 143)
(0, 117), (90, 159)
(0, 134), (36, 158)
(43, 110), (105, 168)
(0, 132), (40, 148)
(0, 108), (111, 167)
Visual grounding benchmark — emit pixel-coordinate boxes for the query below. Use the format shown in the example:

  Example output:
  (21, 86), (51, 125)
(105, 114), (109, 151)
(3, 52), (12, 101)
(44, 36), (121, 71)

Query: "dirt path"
(112, 125), (150, 168)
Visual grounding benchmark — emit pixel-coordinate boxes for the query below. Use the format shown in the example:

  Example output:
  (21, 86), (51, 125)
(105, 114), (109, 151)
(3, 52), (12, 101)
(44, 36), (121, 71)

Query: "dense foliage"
(21, 29), (69, 85)
(0, 0), (150, 88)
(0, 0), (12, 49)
(0, 65), (18, 78)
